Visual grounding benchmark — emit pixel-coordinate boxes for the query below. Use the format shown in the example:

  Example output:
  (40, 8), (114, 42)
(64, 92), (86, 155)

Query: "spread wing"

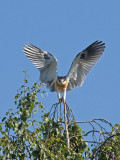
(23, 44), (58, 91)
(66, 40), (106, 91)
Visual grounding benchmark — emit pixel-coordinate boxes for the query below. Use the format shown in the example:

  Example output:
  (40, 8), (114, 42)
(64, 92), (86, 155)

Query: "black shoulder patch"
(44, 54), (50, 59)
(80, 52), (87, 59)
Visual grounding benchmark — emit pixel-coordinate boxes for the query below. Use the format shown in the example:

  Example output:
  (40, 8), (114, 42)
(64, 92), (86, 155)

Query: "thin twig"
(70, 130), (102, 140)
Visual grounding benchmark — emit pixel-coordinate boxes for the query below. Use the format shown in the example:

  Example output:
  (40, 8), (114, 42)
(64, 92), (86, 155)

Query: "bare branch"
(70, 130), (101, 139)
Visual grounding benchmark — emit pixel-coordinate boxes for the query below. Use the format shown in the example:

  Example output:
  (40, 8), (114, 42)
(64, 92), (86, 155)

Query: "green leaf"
(2, 117), (6, 122)
(1, 131), (6, 135)
(44, 117), (49, 123)
(14, 100), (17, 104)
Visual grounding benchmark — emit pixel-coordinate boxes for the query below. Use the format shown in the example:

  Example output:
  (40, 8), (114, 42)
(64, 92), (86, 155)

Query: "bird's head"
(57, 76), (67, 85)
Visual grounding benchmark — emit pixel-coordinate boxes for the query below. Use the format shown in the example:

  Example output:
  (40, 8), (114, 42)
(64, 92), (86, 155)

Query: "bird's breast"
(55, 81), (68, 93)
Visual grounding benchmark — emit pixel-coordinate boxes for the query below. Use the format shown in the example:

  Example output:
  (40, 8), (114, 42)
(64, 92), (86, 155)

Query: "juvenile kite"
(23, 40), (105, 102)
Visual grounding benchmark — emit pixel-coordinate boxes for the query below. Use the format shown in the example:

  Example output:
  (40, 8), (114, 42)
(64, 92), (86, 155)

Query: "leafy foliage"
(0, 72), (89, 159)
(0, 72), (120, 159)
(94, 125), (120, 160)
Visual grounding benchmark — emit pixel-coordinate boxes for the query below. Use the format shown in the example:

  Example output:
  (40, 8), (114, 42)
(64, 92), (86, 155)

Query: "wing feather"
(66, 40), (106, 91)
(23, 44), (58, 91)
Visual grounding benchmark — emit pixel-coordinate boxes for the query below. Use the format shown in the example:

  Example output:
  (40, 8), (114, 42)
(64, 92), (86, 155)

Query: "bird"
(23, 40), (105, 103)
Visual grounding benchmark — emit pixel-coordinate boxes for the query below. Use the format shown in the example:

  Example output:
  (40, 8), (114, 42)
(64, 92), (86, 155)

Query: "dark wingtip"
(96, 40), (106, 46)
(90, 40), (106, 48)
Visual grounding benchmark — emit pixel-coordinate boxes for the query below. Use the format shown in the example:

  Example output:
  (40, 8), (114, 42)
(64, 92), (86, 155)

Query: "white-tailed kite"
(23, 40), (105, 102)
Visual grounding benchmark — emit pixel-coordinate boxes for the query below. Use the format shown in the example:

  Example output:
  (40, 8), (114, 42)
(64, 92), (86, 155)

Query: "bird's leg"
(62, 89), (66, 103)
(57, 92), (62, 103)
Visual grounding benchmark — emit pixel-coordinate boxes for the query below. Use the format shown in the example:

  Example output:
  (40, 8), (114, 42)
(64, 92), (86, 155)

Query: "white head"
(57, 76), (67, 84)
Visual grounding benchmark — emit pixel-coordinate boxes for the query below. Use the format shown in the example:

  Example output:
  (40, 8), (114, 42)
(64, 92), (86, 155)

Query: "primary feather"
(23, 44), (58, 91)
(66, 40), (105, 91)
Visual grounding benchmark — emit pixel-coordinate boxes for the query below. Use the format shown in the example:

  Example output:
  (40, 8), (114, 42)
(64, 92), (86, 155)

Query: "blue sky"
(0, 1), (120, 127)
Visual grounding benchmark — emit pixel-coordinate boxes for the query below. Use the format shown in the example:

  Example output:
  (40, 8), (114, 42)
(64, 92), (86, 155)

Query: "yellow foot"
(62, 98), (65, 103)
(59, 98), (62, 103)
(59, 98), (65, 103)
